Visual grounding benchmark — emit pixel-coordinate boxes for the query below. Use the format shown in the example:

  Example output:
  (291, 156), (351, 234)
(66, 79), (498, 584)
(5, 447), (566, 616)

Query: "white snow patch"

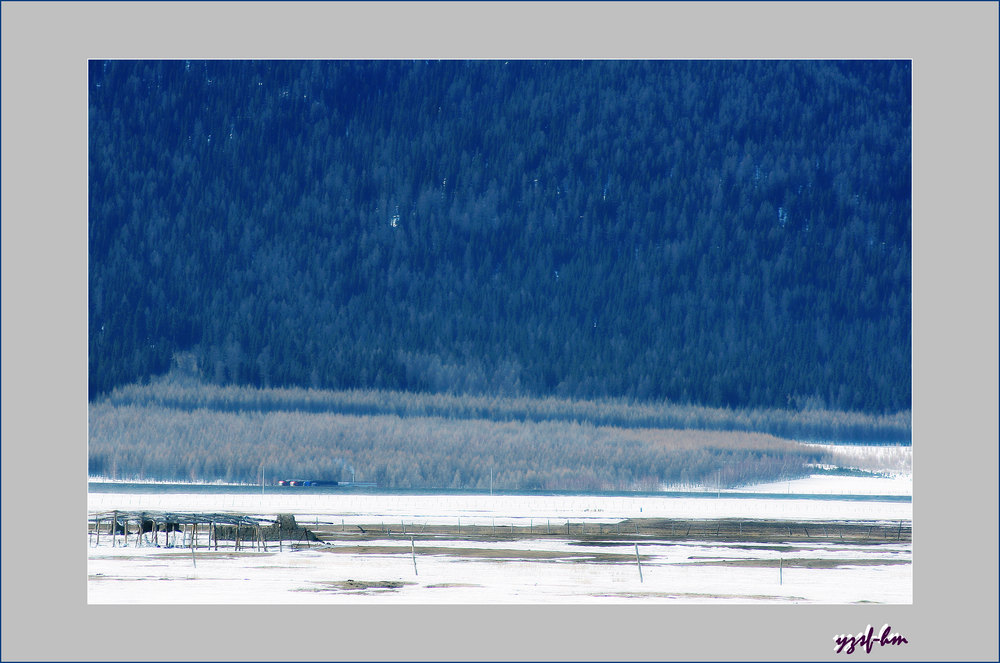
(88, 490), (911, 526)
(732, 473), (912, 496)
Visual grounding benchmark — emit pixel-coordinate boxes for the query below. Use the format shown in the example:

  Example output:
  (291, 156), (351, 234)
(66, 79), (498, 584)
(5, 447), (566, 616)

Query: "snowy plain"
(87, 538), (912, 605)
(88, 471), (911, 604)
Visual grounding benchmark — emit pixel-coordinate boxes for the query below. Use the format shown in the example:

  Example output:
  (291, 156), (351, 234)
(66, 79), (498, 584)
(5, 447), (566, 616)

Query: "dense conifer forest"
(89, 60), (911, 416)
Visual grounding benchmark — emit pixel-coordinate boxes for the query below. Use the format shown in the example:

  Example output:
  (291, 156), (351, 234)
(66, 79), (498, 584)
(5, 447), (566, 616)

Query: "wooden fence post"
(634, 543), (643, 583)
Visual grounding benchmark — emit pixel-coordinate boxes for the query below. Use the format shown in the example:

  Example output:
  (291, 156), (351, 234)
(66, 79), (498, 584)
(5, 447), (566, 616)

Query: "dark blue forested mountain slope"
(89, 60), (910, 413)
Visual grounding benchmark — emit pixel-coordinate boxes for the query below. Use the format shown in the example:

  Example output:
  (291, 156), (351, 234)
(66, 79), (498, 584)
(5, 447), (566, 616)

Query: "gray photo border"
(2, 1), (998, 661)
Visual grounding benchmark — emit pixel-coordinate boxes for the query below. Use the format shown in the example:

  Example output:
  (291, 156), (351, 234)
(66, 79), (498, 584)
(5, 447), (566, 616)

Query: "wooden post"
(411, 537), (418, 576)
(112, 511), (117, 548)
(779, 556), (783, 585)
(235, 523), (240, 551)
(95, 519), (101, 547)
(547, 519), (550, 534)
(634, 543), (643, 583)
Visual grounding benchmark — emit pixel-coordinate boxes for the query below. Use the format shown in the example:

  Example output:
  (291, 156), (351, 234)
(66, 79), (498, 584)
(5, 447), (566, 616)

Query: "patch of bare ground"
(313, 517), (910, 546)
(424, 583), (483, 589)
(295, 579), (416, 593)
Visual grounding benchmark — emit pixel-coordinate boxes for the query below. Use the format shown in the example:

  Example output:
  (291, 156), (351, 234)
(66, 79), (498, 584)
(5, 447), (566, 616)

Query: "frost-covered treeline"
(90, 383), (845, 489)
(103, 373), (911, 444)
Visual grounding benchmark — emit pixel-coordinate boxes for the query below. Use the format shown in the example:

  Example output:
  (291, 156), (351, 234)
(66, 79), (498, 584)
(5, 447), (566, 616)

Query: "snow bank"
(88, 489), (911, 524)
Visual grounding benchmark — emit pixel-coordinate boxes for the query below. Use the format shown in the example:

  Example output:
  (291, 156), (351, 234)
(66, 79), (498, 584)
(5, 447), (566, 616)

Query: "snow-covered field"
(730, 472), (912, 496)
(88, 472), (911, 604)
(87, 536), (911, 604)
(87, 487), (911, 524)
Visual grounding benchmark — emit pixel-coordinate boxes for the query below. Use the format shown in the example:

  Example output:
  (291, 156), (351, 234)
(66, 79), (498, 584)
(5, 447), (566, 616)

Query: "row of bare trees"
(89, 396), (832, 490)
(105, 370), (911, 444)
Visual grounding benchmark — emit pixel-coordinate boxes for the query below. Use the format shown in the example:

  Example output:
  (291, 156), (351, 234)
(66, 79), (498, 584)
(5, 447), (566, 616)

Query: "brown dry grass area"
(625, 427), (802, 452)
(313, 517), (910, 546)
